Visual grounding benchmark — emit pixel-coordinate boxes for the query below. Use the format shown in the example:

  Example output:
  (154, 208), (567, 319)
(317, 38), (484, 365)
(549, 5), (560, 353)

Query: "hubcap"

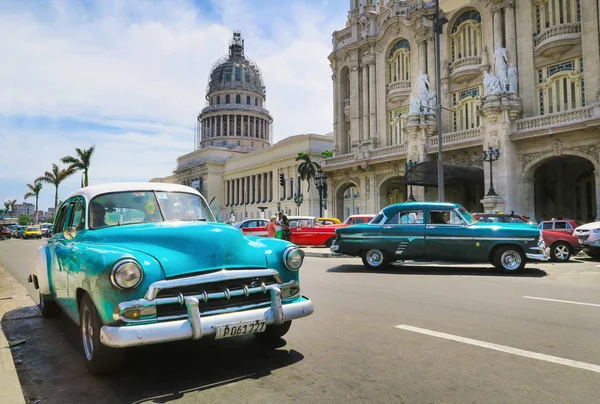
(554, 245), (569, 260)
(366, 249), (384, 267)
(81, 307), (94, 361)
(501, 250), (521, 271)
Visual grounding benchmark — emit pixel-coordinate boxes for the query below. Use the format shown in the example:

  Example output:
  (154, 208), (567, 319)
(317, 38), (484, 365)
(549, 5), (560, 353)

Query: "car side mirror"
(63, 226), (77, 240)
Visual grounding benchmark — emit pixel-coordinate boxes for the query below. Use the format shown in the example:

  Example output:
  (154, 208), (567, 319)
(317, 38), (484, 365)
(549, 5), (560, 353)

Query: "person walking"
(266, 215), (277, 238)
(282, 214), (291, 241)
(275, 212), (284, 239)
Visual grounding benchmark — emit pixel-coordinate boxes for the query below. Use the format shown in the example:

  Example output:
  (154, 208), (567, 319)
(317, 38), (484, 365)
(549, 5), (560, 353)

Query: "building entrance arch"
(334, 182), (360, 221)
(379, 176), (406, 209)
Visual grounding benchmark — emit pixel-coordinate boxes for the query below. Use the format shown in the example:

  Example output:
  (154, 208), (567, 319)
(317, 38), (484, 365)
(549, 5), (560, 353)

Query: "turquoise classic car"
(28, 183), (313, 375)
(331, 202), (549, 272)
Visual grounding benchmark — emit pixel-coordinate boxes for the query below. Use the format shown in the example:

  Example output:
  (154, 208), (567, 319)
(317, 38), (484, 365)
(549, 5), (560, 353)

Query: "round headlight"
(111, 259), (143, 289)
(284, 247), (304, 271)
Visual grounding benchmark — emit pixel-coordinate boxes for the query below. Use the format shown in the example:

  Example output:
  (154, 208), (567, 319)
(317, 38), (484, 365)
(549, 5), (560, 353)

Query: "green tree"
(61, 145), (96, 187)
(321, 150), (333, 159)
(36, 164), (75, 212)
(24, 181), (43, 224)
(295, 151), (321, 192)
(18, 214), (31, 226)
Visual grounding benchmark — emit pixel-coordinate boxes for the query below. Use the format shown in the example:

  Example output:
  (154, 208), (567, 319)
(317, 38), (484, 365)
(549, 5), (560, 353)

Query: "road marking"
(395, 324), (600, 374)
(522, 296), (600, 307)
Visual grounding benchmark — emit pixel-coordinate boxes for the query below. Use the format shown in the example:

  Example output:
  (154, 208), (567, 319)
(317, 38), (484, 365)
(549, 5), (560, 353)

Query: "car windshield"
(89, 191), (215, 229)
(458, 207), (477, 225)
(27, 226), (38, 231)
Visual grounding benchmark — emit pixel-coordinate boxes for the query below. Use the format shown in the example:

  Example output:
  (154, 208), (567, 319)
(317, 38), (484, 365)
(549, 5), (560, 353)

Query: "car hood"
(574, 222), (600, 231)
(82, 222), (268, 278)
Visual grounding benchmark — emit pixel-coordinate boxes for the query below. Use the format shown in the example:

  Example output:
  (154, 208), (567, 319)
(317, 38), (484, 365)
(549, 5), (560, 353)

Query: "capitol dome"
(197, 31), (273, 151)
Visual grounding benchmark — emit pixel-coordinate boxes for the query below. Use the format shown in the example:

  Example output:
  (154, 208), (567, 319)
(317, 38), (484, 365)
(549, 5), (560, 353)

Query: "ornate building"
(152, 32), (334, 221)
(323, 0), (600, 222)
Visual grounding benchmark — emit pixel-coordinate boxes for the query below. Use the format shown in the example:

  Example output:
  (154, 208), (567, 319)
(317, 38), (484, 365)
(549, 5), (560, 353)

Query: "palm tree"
(295, 151), (321, 192)
(61, 146), (96, 187)
(7, 199), (17, 217)
(24, 182), (43, 224)
(36, 164), (75, 212)
(321, 150), (333, 159)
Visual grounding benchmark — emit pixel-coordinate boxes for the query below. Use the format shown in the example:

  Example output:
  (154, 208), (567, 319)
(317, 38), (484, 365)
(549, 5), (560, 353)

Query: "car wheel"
(79, 294), (124, 375)
(492, 246), (526, 273)
(255, 321), (292, 344)
(325, 237), (335, 248)
(550, 242), (571, 262)
(362, 248), (390, 270)
(39, 293), (61, 318)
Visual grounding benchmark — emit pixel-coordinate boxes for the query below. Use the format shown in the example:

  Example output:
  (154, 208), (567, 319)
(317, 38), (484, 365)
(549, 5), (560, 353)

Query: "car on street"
(340, 214), (376, 226)
(28, 182), (313, 375)
(317, 217), (341, 225)
(0, 225), (12, 240)
(537, 218), (581, 235)
(573, 221), (600, 257)
(472, 212), (537, 225)
(287, 216), (339, 246)
(13, 225), (27, 238)
(23, 226), (42, 239)
(234, 218), (269, 237)
(331, 202), (549, 272)
(39, 223), (53, 237)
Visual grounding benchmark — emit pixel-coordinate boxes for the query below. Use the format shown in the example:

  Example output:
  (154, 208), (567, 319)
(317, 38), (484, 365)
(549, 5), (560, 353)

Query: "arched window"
(236, 94), (241, 104)
(216, 95), (220, 104)
(235, 66), (241, 81)
(387, 39), (411, 83)
(537, 58), (584, 115)
(246, 95), (251, 104)
(450, 9), (482, 62)
(452, 87), (481, 131)
(255, 97), (258, 106)
(387, 107), (408, 146)
(225, 68), (232, 81)
(225, 94), (230, 104)
(534, 0), (581, 35)
(245, 69), (250, 82)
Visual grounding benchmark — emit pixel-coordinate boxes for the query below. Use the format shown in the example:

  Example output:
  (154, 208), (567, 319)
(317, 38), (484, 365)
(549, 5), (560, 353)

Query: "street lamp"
(482, 146), (501, 196)
(277, 201), (281, 213)
(315, 169), (328, 217)
(404, 159), (417, 202)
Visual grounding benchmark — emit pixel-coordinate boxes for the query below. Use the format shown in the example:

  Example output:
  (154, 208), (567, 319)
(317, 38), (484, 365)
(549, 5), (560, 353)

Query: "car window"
(542, 222), (553, 230)
(27, 227), (38, 231)
(387, 210), (424, 225)
(554, 221), (567, 230)
(566, 222), (573, 229)
(295, 219), (311, 227)
(354, 218), (366, 224)
(429, 209), (464, 225)
(242, 221), (256, 228)
(503, 217), (525, 223)
(370, 213), (384, 224)
(53, 205), (69, 234)
(70, 200), (85, 230)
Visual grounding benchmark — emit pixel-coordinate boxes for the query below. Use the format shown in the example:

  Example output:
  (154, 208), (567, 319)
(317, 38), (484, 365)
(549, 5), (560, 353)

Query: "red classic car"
(287, 216), (339, 247)
(543, 229), (583, 262)
(340, 214), (376, 226)
(537, 219), (581, 235)
(233, 219), (269, 237)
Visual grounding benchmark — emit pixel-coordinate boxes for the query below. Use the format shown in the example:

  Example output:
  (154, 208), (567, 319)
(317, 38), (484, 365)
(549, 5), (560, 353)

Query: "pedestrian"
(275, 212), (284, 239)
(266, 215), (277, 238)
(281, 214), (291, 241)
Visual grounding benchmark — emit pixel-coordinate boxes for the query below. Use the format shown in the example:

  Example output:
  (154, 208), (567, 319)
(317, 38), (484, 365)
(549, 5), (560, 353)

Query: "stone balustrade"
(449, 56), (482, 72)
(533, 22), (581, 47)
(322, 153), (355, 166)
(386, 80), (412, 92)
(369, 143), (407, 157)
(428, 128), (482, 147)
(514, 106), (594, 133)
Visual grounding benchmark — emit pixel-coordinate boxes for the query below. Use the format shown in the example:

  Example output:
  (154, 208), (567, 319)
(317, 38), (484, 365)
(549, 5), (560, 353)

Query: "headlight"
(111, 259), (143, 289)
(283, 246), (304, 271)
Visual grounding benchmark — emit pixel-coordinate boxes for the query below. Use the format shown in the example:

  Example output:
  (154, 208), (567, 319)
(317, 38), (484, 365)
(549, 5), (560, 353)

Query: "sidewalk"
(0, 266), (28, 404)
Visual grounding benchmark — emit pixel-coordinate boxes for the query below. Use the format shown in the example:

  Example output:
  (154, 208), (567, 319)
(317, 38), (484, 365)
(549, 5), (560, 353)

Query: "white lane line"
(522, 296), (600, 308)
(395, 324), (600, 374)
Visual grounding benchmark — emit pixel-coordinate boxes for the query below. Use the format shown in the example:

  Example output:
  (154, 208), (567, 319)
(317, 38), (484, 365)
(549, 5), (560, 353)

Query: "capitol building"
(151, 32), (334, 221)
(323, 0), (600, 222)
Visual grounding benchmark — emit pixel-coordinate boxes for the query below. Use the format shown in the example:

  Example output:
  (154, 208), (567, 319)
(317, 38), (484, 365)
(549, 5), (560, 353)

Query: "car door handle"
(383, 225), (392, 229)
(426, 225), (436, 229)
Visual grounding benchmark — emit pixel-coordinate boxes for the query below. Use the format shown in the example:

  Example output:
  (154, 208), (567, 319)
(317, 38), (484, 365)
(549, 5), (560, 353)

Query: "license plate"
(215, 320), (266, 339)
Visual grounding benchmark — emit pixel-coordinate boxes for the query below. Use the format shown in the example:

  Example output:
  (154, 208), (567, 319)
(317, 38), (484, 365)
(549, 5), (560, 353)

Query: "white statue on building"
(409, 94), (421, 114)
(416, 72), (430, 99)
(483, 70), (502, 95)
(508, 64), (518, 93)
(414, 72), (436, 114)
(494, 43), (509, 92)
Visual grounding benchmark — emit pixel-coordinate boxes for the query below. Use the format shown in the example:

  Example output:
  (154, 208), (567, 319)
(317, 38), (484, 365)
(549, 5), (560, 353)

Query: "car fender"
(35, 245), (52, 295)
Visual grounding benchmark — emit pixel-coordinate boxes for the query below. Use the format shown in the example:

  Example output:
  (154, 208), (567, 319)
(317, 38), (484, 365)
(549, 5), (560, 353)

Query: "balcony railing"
(449, 56), (482, 73)
(200, 104), (271, 116)
(514, 106), (595, 133)
(428, 128), (481, 147)
(387, 80), (411, 92)
(534, 22), (581, 47)
(369, 143), (407, 157)
(323, 153), (355, 166)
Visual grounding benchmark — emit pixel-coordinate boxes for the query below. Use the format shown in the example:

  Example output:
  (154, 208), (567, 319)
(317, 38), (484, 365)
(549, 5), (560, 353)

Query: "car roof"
(382, 202), (461, 215)
(288, 216), (315, 220)
(65, 182), (201, 201)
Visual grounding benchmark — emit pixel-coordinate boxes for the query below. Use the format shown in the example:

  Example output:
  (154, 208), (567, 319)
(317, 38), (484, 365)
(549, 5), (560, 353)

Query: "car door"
(381, 209), (426, 259)
(290, 219), (311, 245)
(64, 197), (86, 316)
(47, 202), (71, 308)
(240, 220), (257, 235)
(425, 208), (472, 261)
(251, 220), (268, 237)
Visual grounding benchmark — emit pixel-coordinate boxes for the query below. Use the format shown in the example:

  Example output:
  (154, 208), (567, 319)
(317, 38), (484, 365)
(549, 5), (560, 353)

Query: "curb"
(0, 267), (28, 404)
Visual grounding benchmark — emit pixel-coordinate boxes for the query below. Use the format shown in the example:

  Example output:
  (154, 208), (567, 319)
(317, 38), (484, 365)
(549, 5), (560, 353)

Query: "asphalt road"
(1, 238), (600, 404)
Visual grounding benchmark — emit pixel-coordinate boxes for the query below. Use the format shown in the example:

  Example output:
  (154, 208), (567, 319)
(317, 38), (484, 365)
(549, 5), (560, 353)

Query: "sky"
(0, 0), (347, 212)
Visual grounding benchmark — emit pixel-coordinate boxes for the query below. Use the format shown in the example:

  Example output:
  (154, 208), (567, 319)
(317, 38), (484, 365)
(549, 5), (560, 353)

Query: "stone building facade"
(324, 0), (600, 222)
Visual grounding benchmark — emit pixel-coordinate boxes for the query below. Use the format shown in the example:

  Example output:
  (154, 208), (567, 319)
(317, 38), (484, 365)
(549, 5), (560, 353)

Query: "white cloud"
(0, 0), (346, 210)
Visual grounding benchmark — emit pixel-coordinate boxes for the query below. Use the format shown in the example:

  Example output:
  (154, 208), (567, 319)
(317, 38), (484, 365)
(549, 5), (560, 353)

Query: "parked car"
(317, 217), (341, 225)
(28, 183), (313, 375)
(13, 225), (27, 238)
(23, 226), (42, 239)
(340, 214), (376, 226)
(537, 219), (581, 235)
(234, 218), (269, 237)
(573, 221), (600, 257)
(287, 216), (339, 246)
(473, 213), (536, 225)
(39, 223), (53, 237)
(542, 230), (583, 262)
(331, 202), (549, 272)
(0, 226), (12, 240)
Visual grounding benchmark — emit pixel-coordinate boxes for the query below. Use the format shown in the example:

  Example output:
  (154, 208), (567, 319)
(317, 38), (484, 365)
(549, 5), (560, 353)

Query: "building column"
(418, 40), (427, 75)
(361, 64), (369, 141)
(256, 174), (261, 203)
(504, 4), (517, 66)
(233, 179), (237, 205)
(234, 115), (237, 137)
(426, 38), (436, 91)
(258, 119), (262, 139)
(247, 114), (251, 137)
(595, 171), (600, 220)
(493, 8), (504, 48)
(241, 115), (245, 137)
(226, 115), (229, 136)
(264, 172), (269, 202)
(220, 115), (224, 137)
(349, 62), (360, 149)
(368, 63), (377, 140)
(225, 180), (229, 205)
(582, 0), (600, 103)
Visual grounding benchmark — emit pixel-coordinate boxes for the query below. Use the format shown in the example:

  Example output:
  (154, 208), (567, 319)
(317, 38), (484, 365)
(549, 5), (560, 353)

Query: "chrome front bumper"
(526, 246), (550, 261)
(100, 293), (314, 348)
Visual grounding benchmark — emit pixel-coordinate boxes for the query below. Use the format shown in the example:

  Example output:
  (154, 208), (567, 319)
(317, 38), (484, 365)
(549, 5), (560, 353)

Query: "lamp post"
(404, 159), (417, 202)
(482, 146), (501, 196)
(315, 169), (328, 217)
(277, 201), (281, 213)
(291, 178), (303, 216)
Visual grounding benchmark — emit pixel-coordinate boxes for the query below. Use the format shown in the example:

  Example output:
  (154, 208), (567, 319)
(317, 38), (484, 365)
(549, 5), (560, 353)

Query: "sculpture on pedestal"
(494, 43), (509, 92)
(508, 64), (518, 93)
(409, 72), (436, 115)
(409, 94), (421, 114)
(483, 71), (502, 95)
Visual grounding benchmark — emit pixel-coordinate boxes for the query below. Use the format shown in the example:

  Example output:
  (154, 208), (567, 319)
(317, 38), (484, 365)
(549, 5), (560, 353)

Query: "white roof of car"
(288, 216), (315, 220)
(65, 182), (201, 201)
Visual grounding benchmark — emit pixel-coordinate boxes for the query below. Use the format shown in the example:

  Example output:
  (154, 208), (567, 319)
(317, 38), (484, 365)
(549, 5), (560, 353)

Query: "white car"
(573, 221), (600, 257)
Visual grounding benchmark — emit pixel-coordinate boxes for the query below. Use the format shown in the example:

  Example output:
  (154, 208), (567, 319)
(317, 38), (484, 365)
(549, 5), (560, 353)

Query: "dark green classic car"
(330, 202), (549, 273)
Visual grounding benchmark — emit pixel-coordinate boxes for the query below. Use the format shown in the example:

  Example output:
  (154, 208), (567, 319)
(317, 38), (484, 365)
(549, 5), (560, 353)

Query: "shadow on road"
(327, 263), (548, 277)
(2, 306), (304, 404)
